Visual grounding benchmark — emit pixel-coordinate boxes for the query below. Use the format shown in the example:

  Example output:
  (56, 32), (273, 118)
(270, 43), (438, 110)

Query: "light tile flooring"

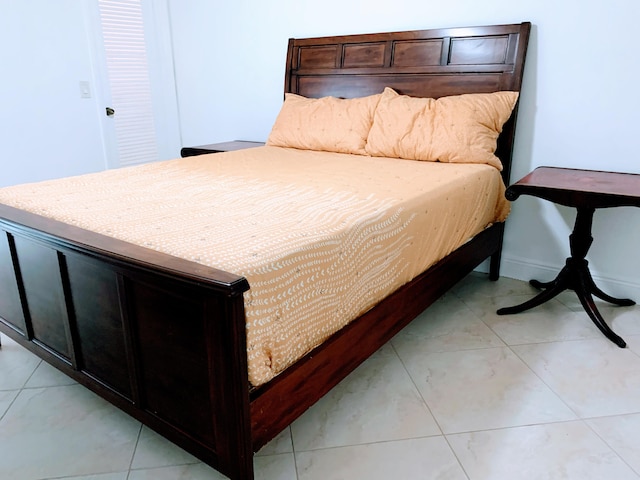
(2, 272), (640, 479)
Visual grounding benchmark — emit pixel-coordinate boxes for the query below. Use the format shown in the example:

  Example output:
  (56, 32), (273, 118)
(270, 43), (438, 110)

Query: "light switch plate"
(79, 81), (91, 99)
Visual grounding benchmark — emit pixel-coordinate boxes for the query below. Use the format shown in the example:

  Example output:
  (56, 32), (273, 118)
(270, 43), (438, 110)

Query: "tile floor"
(2, 272), (640, 479)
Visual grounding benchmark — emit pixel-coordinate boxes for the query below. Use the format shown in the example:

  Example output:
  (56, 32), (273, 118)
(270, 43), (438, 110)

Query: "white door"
(83, 0), (181, 169)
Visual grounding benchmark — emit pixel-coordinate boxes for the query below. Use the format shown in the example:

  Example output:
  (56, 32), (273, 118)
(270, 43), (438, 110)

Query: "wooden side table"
(497, 166), (640, 347)
(180, 140), (265, 157)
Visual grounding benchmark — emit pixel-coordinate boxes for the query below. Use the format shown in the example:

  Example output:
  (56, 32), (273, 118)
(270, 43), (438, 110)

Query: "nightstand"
(497, 166), (640, 347)
(180, 140), (265, 158)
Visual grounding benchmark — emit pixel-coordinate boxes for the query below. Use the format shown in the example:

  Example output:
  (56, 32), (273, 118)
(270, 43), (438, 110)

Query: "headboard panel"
(284, 22), (531, 181)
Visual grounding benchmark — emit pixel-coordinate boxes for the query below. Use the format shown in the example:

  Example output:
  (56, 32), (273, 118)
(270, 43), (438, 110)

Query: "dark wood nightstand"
(180, 140), (265, 158)
(497, 166), (640, 347)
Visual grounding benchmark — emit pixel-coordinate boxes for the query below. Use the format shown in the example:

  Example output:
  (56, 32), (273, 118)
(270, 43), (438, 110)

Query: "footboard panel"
(12, 235), (73, 358)
(0, 212), (253, 479)
(65, 253), (133, 397)
(0, 233), (27, 334)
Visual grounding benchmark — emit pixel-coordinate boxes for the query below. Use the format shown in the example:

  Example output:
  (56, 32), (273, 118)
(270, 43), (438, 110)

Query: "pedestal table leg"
(497, 207), (633, 347)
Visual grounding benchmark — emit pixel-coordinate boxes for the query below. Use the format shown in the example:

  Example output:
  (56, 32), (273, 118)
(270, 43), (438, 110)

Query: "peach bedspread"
(0, 146), (509, 386)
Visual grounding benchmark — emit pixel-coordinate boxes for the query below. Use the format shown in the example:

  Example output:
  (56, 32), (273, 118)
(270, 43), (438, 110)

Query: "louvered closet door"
(99, 0), (158, 166)
(87, 0), (180, 168)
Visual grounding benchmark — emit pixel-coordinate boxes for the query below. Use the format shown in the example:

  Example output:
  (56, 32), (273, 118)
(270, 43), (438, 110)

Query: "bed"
(0, 22), (530, 479)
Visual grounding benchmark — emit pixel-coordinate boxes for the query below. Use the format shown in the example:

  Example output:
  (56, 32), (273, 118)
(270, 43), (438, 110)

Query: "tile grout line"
(0, 333), (42, 425)
(126, 423), (145, 479)
(581, 415), (640, 478)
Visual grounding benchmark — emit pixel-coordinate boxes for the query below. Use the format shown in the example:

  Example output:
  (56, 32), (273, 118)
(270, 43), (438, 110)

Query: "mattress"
(0, 146), (509, 386)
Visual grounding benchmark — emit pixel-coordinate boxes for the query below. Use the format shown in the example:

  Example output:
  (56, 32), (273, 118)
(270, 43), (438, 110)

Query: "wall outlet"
(79, 81), (91, 99)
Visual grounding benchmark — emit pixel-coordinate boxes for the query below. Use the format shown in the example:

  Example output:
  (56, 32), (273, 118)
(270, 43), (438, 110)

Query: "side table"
(180, 140), (265, 157)
(497, 166), (640, 347)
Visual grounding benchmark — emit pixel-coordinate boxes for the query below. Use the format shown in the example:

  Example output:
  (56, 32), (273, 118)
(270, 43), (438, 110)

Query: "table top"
(507, 166), (640, 209)
(180, 140), (265, 157)
(190, 140), (265, 151)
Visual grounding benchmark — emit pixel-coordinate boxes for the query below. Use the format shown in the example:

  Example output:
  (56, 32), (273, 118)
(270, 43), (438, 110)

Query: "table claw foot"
(586, 277), (635, 307)
(575, 280), (627, 348)
(497, 283), (564, 315)
(530, 278), (556, 290)
(498, 268), (570, 316)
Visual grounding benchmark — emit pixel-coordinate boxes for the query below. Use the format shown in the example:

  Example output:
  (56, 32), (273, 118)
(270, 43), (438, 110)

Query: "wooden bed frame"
(0, 23), (530, 479)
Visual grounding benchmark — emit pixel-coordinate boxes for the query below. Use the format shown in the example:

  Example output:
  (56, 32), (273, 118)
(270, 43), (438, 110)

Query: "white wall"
(0, 1), (107, 188)
(169, 0), (640, 298)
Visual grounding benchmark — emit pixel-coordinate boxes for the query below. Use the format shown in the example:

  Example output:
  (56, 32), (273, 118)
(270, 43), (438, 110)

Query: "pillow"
(266, 92), (381, 155)
(365, 87), (519, 170)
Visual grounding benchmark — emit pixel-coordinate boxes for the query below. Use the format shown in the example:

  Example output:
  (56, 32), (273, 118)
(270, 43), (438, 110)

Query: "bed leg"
(205, 294), (255, 480)
(489, 223), (505, 281)
(489, 251), (501, 281)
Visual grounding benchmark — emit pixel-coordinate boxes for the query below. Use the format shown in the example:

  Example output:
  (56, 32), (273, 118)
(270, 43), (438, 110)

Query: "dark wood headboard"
(284, 22), (531, 182)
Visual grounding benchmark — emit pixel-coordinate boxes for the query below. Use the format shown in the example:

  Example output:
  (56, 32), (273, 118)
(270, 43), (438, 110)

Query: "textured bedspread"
(0, 146), (509, 386)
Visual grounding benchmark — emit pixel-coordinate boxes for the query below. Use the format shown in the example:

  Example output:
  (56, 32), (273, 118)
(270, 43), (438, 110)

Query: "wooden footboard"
(0, 205), (254, 478)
